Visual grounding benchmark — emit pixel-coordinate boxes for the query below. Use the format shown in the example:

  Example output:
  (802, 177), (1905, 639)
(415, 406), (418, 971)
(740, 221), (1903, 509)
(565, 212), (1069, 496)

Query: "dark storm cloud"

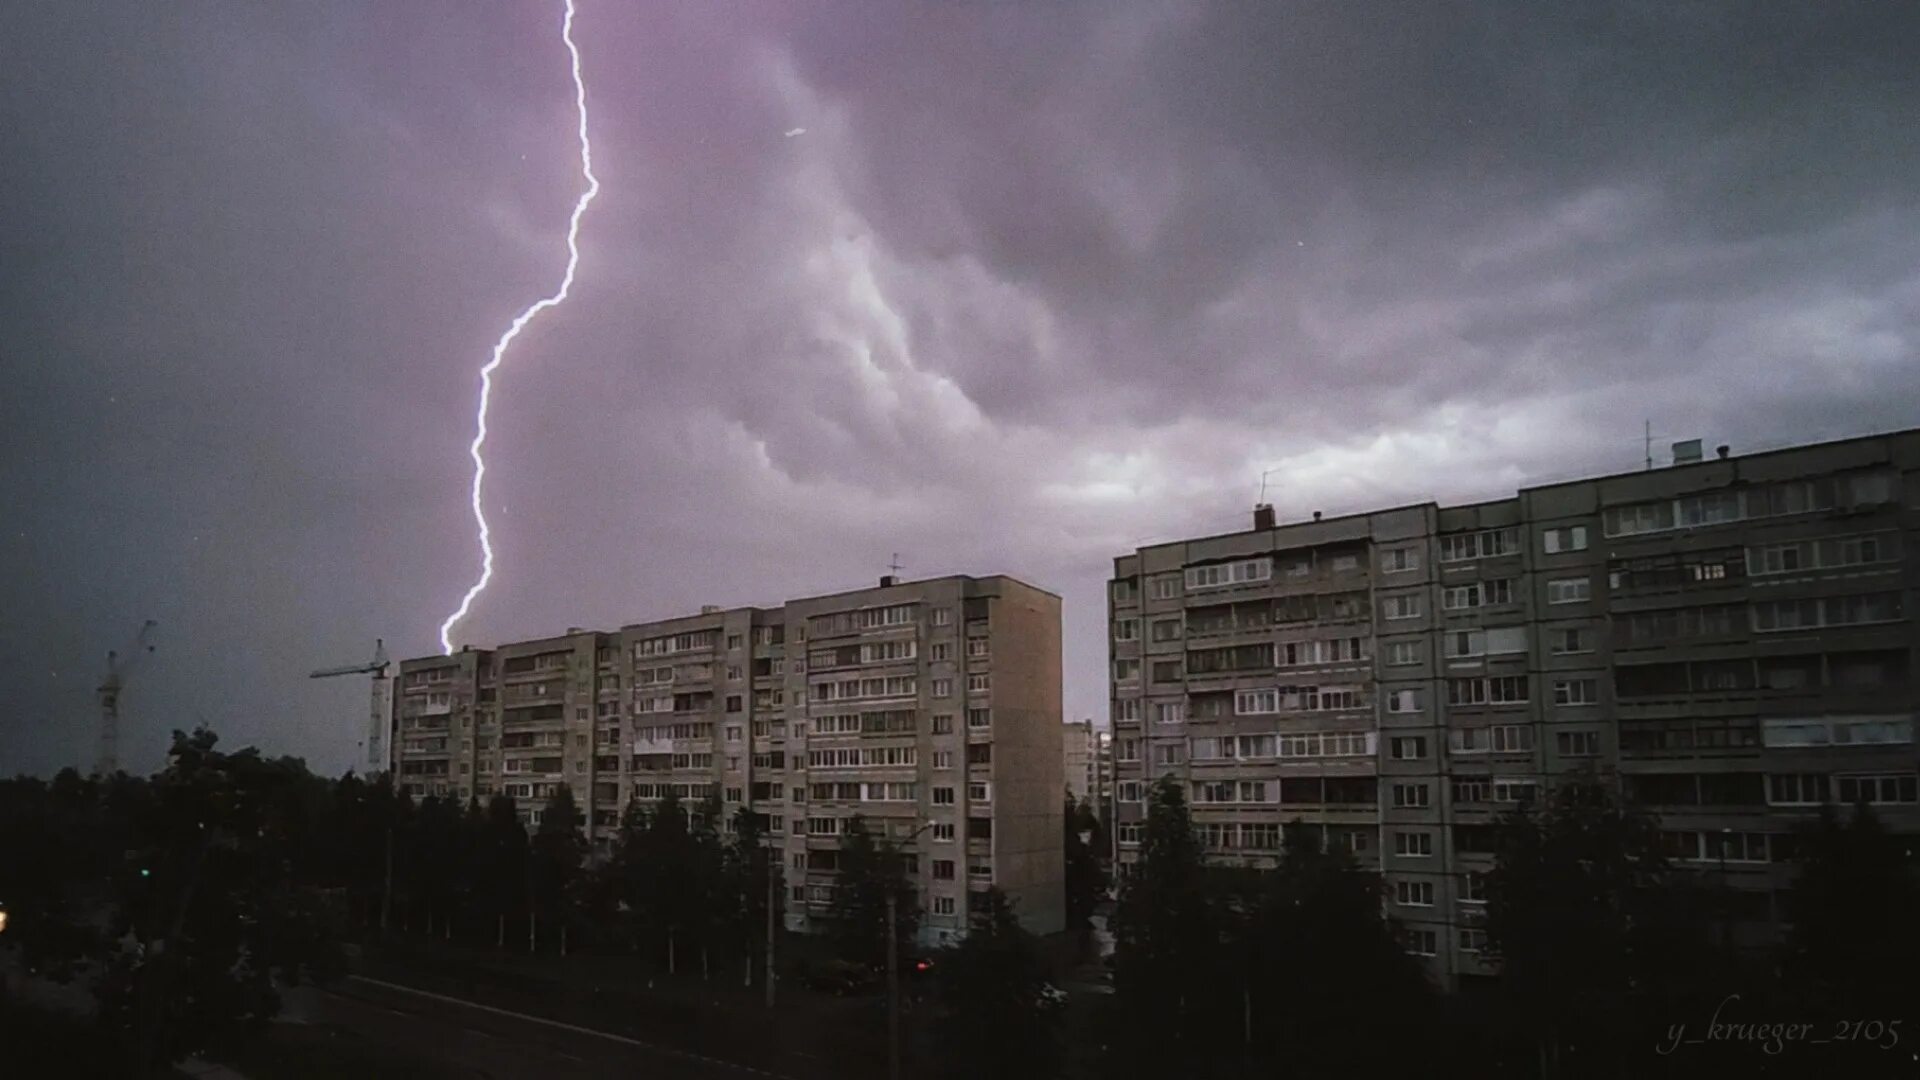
(3, 1), (1916, 775)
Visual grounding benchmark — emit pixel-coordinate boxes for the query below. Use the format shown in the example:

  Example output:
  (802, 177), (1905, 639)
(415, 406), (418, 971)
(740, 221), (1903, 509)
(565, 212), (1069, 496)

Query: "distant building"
(1063, 718), (1111, 809)
(393, 573), (1066, 941)
(1110, 427), (1919, 988)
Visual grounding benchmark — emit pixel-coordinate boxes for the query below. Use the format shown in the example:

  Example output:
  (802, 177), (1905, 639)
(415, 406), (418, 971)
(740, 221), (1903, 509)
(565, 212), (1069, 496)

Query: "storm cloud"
(3, 1), (1916, 775)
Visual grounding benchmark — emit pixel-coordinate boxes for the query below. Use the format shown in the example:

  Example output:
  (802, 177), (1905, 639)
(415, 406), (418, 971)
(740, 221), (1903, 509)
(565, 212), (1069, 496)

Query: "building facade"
(394, 574), (1066, 940)
(1063, 718), (1111, 807)
(1109, 429), (1918, 986)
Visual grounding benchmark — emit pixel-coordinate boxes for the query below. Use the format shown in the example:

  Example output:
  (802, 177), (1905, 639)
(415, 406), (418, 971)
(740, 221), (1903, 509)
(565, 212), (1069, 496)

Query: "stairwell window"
(1547, 577), (1591, 604)
(1383, 594), (1423, 620)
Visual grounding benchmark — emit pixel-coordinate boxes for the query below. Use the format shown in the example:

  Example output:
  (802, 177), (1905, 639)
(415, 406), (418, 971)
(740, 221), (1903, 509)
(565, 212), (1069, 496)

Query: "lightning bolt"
(439, 0), (600, 655)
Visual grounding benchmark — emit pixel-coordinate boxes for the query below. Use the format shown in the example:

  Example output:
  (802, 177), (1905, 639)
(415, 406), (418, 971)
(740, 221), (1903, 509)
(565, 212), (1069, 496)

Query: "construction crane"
(311, 639), (394, 774)
(96, 619), (159, 777)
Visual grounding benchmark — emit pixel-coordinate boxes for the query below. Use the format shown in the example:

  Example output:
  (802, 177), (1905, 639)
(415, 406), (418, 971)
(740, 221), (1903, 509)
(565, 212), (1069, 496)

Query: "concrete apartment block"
(394, 574), (1065, 942)
(1110, 428), (1919, 988)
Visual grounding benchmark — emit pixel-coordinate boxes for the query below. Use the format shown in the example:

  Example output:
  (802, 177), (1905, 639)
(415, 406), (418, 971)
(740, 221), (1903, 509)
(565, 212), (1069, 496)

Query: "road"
(275, 976), (796, 1080)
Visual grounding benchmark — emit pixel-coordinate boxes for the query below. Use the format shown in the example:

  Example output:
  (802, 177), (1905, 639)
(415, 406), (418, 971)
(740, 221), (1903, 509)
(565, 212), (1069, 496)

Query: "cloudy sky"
(3, 1), (1917, 777)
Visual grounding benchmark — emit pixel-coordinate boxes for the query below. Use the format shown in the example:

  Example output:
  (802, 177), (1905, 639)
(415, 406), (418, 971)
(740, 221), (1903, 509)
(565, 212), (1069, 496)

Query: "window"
(1393, 783), (1431, 808)
(1768, 773), (1827, 806)
(929, 607), (952, 626)
(930, 714), (954, 735)
(1185, 558), (1272, 590)
(1549, 627), (1592, 655)
(1390, 736), (1428, 760)
(1460, 872), (1489, 903)
(931, 677), (952, 698)
(1443, 579), (1514, 610)
(1149, 618), (1183, 643)
(1405, 929), (1438, 957)
(1113, 659), (1140, 682)
(1153, 701), (1185, 725)
(1553, 678), (1598, 706)
(1752, 592), (1903, 632)
(1547, 577), (1591, 604)
(968, 782), (992, 802)
(1386, 688), (1424, 714)
(1833, 774), (1918, 805)
(966, 673), (990, 693)
(1118, 781), (1143, 803)
(932, 786), (955, 806)
(1382, 547), (1420, 573)
(1394, 880), (1435, 906)
(1394, 832), (1434, 857)
(967, 708), (992, 730)
(1458, 929), (1488, 954)
(1234, 689), (1276, 715)
(1113, 698), (1141, 723)
(1148, 574), (1180, 600)
(1556, 731), (1599, 757)
(1383, 594), (1423, 620)
(1541, 525), (1589, 554)
(1384, 640), (1420, 666)
(1112, 578), (1139, 604)
(1116, 823), (1143, 845)
(1114, 619), (1139, 642)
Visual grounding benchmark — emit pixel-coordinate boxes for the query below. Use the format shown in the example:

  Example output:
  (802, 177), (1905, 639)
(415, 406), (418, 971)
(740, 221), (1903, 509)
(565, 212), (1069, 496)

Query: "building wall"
(984, 577), (1066, 936)
(1110, 428), (1920, 986)
(393, 574), (1066, 943)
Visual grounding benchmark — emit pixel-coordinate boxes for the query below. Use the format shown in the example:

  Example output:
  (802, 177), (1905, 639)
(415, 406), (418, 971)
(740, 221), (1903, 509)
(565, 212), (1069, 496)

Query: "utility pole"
(380, 825), (393, 934)
(886, 890), (901, 1080)
(887, 819), (935, 1080)
(765, 840), (778, 1008)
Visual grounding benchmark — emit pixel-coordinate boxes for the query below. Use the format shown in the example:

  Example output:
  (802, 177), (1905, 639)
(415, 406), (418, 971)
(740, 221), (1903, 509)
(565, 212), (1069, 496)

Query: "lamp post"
(889, 818), (937, 1080)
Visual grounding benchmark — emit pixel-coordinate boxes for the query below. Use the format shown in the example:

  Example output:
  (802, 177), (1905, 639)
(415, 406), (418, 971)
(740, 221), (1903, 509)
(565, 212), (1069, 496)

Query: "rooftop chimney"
(1671, 439), (1703, 466)
(879, 575), (899, 588)
(1312, 510), (1323, 522)
(1253, 503), (1276, 531)
(1716, 444), (1730, 460)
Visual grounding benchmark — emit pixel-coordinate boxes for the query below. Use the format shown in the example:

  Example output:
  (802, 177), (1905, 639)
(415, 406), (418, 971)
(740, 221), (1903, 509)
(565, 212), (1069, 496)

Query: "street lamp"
(888, 818), (937, 1080)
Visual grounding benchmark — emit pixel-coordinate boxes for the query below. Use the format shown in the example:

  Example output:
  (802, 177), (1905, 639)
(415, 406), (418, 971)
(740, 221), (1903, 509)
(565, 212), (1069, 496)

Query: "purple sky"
(4, 2), (1917, 777)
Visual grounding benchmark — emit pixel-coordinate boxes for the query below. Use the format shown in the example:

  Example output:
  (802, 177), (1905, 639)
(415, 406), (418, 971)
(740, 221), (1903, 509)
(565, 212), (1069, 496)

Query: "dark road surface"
(277, 976), (799, 1080)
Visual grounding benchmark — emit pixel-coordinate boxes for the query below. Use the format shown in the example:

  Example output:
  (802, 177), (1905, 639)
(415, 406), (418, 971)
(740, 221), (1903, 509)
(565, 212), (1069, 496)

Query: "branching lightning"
(438, 0), (600, 655)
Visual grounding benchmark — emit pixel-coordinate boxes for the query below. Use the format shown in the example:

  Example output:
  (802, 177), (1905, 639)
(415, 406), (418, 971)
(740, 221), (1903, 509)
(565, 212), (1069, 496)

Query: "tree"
(1484, 780), (1677, 1079)
(726, 805), (784, 989)
(529, 785), (588, 954)
(1784, 804), (1920, 1028)
(0, 770), (111, 987)
(830, 814), (919, 971)
(478, 795), (529, 948)
(1107, 777), (1223, 1078)
(93, 728), (346, 1077)
(1064, 792), (1107, 928)
(1232, 823), (1434, 1077)
(930, 887), (1061, 1079)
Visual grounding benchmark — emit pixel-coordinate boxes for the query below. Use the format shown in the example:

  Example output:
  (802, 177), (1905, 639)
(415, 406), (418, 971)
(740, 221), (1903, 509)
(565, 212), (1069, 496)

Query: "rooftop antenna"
(1644, 420), (1653, 471)
(887, 553), (905, 577)
(1257, 467), (1280, 506)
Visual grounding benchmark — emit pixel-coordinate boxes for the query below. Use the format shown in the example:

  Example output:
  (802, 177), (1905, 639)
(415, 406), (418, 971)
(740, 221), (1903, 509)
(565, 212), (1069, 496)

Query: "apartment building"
(1063, 718), (1111, 806)
(394, 574), (1065, 941)
(1109, 429), (1918, 987)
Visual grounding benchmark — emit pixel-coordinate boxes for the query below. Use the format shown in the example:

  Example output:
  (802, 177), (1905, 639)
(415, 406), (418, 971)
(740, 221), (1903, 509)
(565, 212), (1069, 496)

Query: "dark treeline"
(5, 732), (1916, 1079)
(1099, 776), (1920, 1080)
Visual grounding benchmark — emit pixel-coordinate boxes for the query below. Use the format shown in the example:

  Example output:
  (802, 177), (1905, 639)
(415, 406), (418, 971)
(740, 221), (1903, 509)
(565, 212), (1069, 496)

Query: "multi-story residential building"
(1109, 429), (1918, 987)
(394, 574), (1065, 941)
(1063, 718), (1111, 806)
